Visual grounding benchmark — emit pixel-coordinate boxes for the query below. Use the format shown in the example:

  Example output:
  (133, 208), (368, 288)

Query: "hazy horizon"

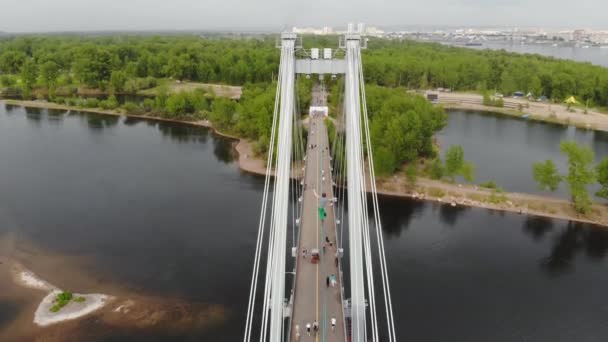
(0, 0), (607, 33)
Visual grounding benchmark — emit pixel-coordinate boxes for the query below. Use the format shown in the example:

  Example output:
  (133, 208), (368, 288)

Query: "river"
(438, 109), (608, 198)
(1, 104), (608, 341)
(450, 41), (608, 67)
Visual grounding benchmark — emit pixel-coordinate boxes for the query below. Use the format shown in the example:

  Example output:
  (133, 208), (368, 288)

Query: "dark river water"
(1, 104), (608, 341)
(438, 109), (608, 198)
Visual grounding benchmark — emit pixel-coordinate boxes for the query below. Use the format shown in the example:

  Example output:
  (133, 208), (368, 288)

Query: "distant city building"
(357, 23), (365, 34)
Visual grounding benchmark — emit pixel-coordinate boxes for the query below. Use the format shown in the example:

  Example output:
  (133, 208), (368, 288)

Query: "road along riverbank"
(2, 99), (606, 227)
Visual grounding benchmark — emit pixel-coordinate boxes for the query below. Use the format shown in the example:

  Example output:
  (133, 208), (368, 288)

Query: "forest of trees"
(0, 35), (278, 97)
(365, 85), (447, 176)
(1, 34), (608, 177)
(1, 35), (607, 106)
(364, 39), (608, 107)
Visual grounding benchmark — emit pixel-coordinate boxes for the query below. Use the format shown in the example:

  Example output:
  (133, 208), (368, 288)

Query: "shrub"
(429, 158), (444, 180)
(49, 291), (73, 312)
(99, 95), (119, 110)
(122, 102), (144, 115)
(482, 93), (504, 107)
(83, 98), (99, 108)
(142, 98), (155, 112)
(487, 190), (508, 204)
(479, 181), (498, 189)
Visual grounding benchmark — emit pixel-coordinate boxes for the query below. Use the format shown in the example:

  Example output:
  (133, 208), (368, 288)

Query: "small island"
(34, 289), (110, 327)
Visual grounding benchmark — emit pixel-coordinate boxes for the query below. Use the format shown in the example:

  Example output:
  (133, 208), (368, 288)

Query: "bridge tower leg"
(344, 29), (367, 342)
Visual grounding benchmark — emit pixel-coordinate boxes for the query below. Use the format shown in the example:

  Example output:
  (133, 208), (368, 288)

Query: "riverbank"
(3, 99), (607, 227)
(435, 92), (608, 132)
(376, 176), (608, 227)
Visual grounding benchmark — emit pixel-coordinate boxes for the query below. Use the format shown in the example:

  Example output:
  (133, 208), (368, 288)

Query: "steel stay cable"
(351, 47), (379, 341)
(244, 47), (283, 342)
(260, 46), (288, 342)
(357, 46), (397, 342)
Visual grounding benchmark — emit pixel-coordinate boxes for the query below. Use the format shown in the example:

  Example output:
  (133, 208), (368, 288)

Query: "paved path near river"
(290, 85), (345, 342)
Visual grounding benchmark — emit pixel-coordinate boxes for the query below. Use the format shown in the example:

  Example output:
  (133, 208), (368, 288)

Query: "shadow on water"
(540, 222), (608, 276)
(438, 203), (469, 227)
(377, 196), (425, 238)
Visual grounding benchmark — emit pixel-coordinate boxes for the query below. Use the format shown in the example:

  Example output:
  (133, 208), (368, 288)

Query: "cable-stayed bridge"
(244, 24), (396, 342)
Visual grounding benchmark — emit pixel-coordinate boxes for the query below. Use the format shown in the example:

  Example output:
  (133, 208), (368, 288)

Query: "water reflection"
(82, 113), (120, 130)
(3, 104), (17, 113)
(541, 223), (583, 275)
(123, 117), (147, 126)
(522, 216), (554, 241)
(377, 196), (425, 237)
(156, 123), (210, 145)
(438, 204), (469, 227)
(540, 222), (608, 276)
(213, 138), (235, 164)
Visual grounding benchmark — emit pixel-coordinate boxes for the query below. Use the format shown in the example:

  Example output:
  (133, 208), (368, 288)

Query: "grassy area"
(137, 80), (242, 99)
(427, 187), (446, 198)
(487, 189), (508, 204)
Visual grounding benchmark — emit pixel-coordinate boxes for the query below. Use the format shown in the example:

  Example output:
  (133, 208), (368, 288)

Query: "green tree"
(109, 70), (127, 94)
(373, 147), (396, 176)
(461, 162), (475, 182)
(532, 160), (561, 191)
(560, 141), (596, 214)
(444, 145), (464, 180)
(0, 51), (26, 73)
(20, 59), (38, 98)
(209, 97), (236, 128)
(429, 158), (444, 180)
(405, 164), (417, 187)
(595, 158), (608, 199)
(40, 60), (59, 96)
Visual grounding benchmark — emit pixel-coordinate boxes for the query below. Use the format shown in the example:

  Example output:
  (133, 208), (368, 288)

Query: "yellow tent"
(565, 96), (578, 105)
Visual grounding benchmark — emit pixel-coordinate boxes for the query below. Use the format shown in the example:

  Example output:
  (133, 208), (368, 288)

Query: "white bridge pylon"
(244, 26), (396, 342)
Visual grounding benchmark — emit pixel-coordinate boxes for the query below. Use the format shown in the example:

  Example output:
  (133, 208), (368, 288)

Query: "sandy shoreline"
(2, 99), (607, 227)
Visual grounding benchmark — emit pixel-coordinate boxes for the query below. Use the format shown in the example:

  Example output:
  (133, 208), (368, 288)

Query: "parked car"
(513, 91), (524, 98)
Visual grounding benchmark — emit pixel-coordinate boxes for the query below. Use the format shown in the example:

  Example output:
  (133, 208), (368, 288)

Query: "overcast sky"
(0, 0), (606, 32)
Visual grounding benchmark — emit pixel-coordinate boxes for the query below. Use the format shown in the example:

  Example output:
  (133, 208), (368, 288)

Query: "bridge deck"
(290, 85), (345, 342)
